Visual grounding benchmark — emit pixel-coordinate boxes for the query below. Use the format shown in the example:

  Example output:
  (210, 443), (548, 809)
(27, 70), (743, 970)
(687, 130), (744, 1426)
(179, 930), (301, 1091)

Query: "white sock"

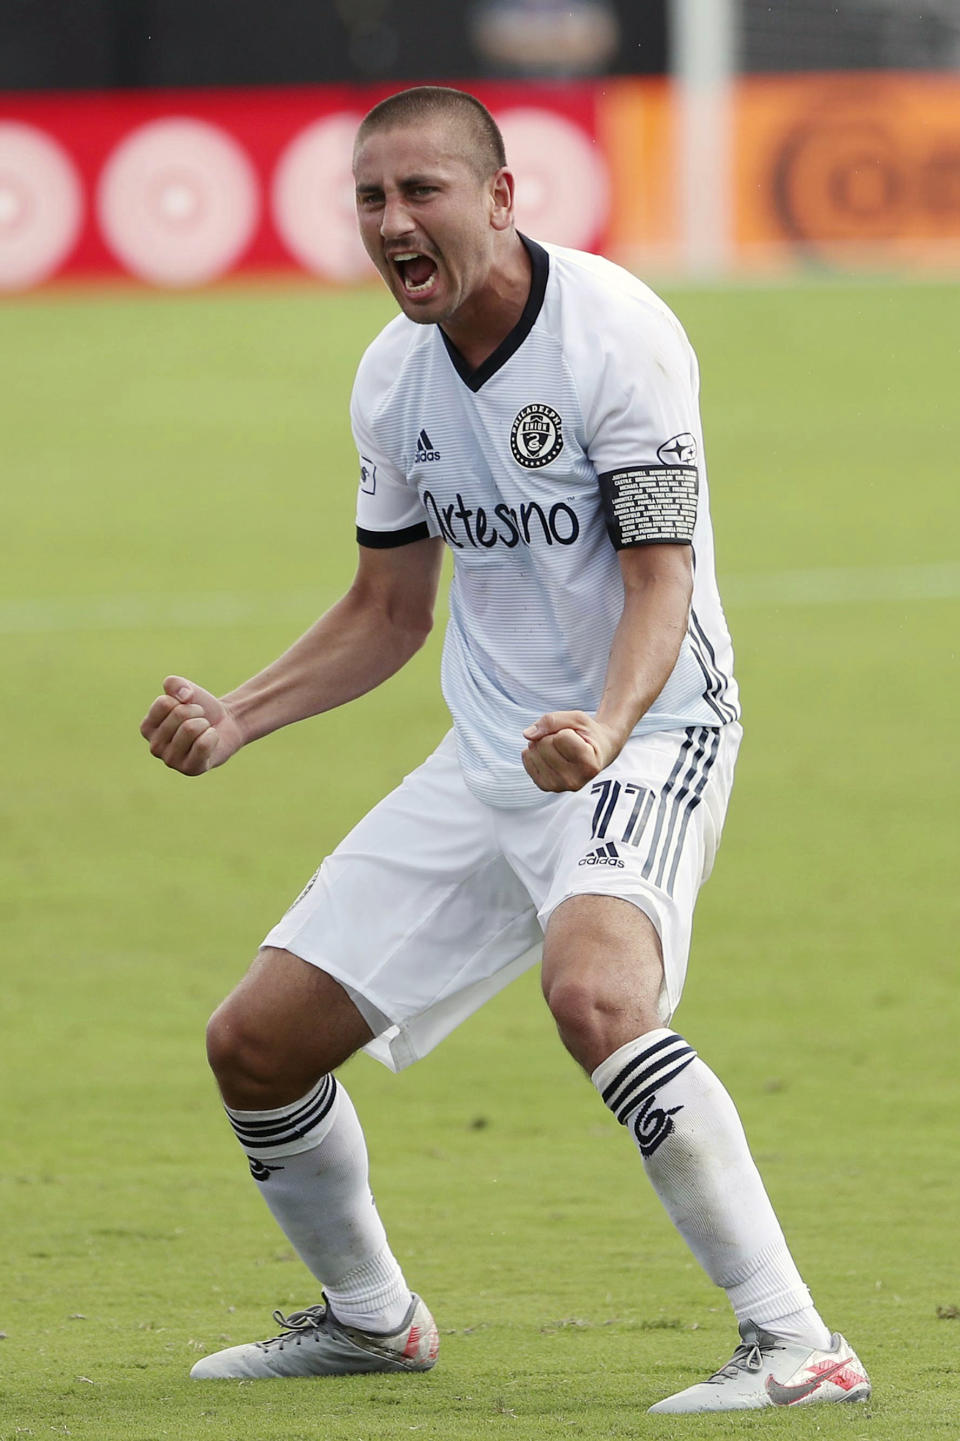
(224, 1076), (411, 1333)
(593, 1030), (831, 1349)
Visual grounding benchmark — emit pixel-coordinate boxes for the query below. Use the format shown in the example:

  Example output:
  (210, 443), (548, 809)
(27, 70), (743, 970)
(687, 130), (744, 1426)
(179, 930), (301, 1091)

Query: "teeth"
(390, 250), (438, 295)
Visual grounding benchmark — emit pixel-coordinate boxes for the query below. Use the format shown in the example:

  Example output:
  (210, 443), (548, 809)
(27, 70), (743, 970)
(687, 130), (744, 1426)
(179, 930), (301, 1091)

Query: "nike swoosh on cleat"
(765, 1358), (861, 1406)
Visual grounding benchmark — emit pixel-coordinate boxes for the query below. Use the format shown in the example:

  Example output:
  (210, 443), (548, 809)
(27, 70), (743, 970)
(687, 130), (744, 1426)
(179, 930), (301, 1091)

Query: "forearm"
(223, 588), (431, 746)
(595, 554), (692, 746)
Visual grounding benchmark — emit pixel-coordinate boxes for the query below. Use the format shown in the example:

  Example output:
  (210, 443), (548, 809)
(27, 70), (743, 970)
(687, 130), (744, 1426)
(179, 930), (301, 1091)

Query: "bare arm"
(521, 543), (693, 792)
(140, 536), (445, 775)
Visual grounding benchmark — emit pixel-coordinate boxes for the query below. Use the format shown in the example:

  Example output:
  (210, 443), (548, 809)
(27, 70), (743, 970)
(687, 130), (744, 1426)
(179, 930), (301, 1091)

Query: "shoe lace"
(708, 1333), (784, 1384)
(257, 1303), (329, 1352)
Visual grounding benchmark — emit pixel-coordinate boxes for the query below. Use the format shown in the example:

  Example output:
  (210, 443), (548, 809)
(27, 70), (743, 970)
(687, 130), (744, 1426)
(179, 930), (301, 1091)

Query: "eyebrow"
(355, 172), (445, 194)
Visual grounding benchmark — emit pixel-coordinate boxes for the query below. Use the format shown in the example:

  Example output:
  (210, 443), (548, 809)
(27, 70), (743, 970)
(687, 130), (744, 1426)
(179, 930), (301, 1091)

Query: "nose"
(380, 194), (415, 241)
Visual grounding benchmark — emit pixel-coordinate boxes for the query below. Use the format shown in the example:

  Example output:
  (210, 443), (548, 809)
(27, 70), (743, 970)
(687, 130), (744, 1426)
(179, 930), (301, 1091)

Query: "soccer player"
(140, 87), (869, 1412)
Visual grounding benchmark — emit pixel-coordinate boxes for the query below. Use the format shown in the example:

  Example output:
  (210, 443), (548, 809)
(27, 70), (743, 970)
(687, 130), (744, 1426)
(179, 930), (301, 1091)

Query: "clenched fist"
(521, 710), (623, 793)
(140, 675), (244, 776)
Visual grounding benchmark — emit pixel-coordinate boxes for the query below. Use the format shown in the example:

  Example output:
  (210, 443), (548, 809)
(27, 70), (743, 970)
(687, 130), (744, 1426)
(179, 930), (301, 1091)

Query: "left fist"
(521, 711), (622, 793)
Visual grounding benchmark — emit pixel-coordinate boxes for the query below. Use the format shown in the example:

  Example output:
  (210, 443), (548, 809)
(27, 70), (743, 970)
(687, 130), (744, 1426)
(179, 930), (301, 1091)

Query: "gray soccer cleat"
(648, 1320), (870, 1413)
(189, 1293), (439, 1380)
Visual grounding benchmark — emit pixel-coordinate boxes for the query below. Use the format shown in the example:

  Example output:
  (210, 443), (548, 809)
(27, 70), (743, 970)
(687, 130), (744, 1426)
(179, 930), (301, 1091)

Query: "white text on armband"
(598, 464), (698, 549)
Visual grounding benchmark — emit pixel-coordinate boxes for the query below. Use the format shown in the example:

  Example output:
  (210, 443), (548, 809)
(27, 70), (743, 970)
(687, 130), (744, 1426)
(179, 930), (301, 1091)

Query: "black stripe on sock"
(234, 1081), (338, 1152)
(228, 1077), (338, 1149)
(227, 1076), (332, 1136)
(614, 1052), (697, 1125)
(601, 1033), (681, 1107)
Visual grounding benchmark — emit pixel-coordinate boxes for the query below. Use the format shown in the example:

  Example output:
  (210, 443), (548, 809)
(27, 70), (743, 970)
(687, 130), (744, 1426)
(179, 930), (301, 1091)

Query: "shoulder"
(352, 313), (433, 414)
(542, 243), (693, 361)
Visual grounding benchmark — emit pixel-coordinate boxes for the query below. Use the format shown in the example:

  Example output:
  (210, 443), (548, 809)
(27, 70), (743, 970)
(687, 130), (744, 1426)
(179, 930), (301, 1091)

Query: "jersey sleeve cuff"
(356, 522), (431, 549)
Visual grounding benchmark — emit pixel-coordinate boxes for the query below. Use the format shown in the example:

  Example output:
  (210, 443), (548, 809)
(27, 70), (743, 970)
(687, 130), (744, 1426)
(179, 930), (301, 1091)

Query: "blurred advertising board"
(734, 72), (960, 269)
(1, 72), (958, 291)
(0, 83), (609, 291)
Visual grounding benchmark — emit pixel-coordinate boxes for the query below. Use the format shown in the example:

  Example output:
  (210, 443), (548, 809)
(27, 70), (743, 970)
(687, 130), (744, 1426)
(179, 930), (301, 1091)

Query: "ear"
(489, 167), (516, 232)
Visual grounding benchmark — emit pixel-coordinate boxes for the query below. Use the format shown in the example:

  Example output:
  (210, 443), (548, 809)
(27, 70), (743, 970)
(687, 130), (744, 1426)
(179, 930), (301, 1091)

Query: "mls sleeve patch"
(359, 456), (377, 494)
(598, 464), (698, 549)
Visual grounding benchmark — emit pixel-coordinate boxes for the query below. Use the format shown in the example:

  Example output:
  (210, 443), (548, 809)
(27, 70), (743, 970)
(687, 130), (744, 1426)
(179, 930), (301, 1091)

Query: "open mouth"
(391, 251), (439, 297)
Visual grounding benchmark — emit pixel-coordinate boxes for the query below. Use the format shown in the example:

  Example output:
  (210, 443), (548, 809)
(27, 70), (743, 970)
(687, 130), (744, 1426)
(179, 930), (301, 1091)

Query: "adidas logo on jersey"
(415, 428), (440, 463)
(578, 842), (625, 868)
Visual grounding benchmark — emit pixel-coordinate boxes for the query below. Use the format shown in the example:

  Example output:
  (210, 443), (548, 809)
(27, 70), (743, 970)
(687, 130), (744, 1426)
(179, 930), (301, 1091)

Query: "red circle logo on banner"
(0, 122), (83, 290)
(97, 117), (260, 286)
(272, 114), (374, 282)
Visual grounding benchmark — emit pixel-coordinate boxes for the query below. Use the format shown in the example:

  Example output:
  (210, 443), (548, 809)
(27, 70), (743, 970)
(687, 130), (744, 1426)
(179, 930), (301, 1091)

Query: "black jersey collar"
(439, 234), (549, 393)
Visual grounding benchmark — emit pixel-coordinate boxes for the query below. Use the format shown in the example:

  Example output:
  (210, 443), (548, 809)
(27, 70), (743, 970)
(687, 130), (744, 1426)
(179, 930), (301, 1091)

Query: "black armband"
(356, 522), (431, 549)
(598, 464), (698, 549)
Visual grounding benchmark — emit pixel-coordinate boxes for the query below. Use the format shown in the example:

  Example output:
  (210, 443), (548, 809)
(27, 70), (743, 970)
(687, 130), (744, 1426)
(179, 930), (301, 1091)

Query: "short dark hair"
(354, 86), (507, 180)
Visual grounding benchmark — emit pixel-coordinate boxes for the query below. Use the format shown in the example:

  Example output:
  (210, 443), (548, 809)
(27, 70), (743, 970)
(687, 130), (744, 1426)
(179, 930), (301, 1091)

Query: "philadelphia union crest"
(511, 403), (564, 469)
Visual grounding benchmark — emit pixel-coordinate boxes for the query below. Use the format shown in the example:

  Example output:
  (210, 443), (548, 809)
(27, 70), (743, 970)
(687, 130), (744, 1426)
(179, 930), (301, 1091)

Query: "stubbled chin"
(396, 279), (447, 321)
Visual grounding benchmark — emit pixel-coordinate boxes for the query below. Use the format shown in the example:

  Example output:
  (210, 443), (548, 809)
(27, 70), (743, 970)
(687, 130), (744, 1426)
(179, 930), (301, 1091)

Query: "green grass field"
(1, 274), (958, 1441)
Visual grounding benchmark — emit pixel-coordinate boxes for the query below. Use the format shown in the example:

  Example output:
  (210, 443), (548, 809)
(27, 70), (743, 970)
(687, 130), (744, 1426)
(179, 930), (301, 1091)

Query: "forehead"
(353, 118), (476, 183)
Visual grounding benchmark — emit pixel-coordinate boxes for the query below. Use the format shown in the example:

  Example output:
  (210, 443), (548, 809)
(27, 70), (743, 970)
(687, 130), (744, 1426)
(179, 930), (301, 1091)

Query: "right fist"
(140, 675), (242, 776)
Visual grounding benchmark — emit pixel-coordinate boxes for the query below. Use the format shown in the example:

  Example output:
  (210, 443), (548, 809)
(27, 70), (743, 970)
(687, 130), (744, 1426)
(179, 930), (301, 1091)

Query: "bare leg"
(542, 894), (664, 1071)
(205, 946), (373, 1107)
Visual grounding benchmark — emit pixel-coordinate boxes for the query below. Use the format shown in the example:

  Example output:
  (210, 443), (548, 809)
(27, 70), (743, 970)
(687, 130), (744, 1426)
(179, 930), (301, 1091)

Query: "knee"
(542, 969), (663, 1074)
(205, 998), (277, 1095)
(543, 974), (614, 1069)
(204, 950), (372, 1109)
(541, 895), (666, 1072)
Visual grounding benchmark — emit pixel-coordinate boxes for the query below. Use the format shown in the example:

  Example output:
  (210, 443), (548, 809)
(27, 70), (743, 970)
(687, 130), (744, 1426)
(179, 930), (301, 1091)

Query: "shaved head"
(354, 86), (507, 182)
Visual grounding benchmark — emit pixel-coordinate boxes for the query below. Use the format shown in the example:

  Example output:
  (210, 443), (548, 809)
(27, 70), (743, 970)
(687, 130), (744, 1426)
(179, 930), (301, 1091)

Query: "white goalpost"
(668, 0), (738, 277)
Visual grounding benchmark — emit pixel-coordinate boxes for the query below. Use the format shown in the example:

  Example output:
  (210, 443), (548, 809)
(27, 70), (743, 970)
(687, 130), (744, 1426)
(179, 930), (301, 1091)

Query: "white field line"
(0, 590), (336, 636)
(0, 562), (958, 636)
(721, 561), (960, 609)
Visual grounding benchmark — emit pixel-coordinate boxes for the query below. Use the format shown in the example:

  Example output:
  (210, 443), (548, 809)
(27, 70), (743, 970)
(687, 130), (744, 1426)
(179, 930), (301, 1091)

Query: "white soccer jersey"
(352, 238), (739, 808)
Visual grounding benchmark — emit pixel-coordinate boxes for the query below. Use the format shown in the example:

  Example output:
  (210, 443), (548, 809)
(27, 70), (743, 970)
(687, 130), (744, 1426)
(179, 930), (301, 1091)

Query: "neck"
(440, 233), (532, 372)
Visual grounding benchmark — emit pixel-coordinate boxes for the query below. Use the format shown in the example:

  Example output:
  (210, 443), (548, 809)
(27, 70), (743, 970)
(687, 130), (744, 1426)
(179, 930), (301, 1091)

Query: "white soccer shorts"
(263, 722), (742, 1071)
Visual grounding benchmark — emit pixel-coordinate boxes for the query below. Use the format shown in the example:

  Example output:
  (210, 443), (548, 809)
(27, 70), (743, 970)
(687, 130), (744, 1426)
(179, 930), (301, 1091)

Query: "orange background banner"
(599, 70), (960, 272)
(733, 72), (960, 266)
